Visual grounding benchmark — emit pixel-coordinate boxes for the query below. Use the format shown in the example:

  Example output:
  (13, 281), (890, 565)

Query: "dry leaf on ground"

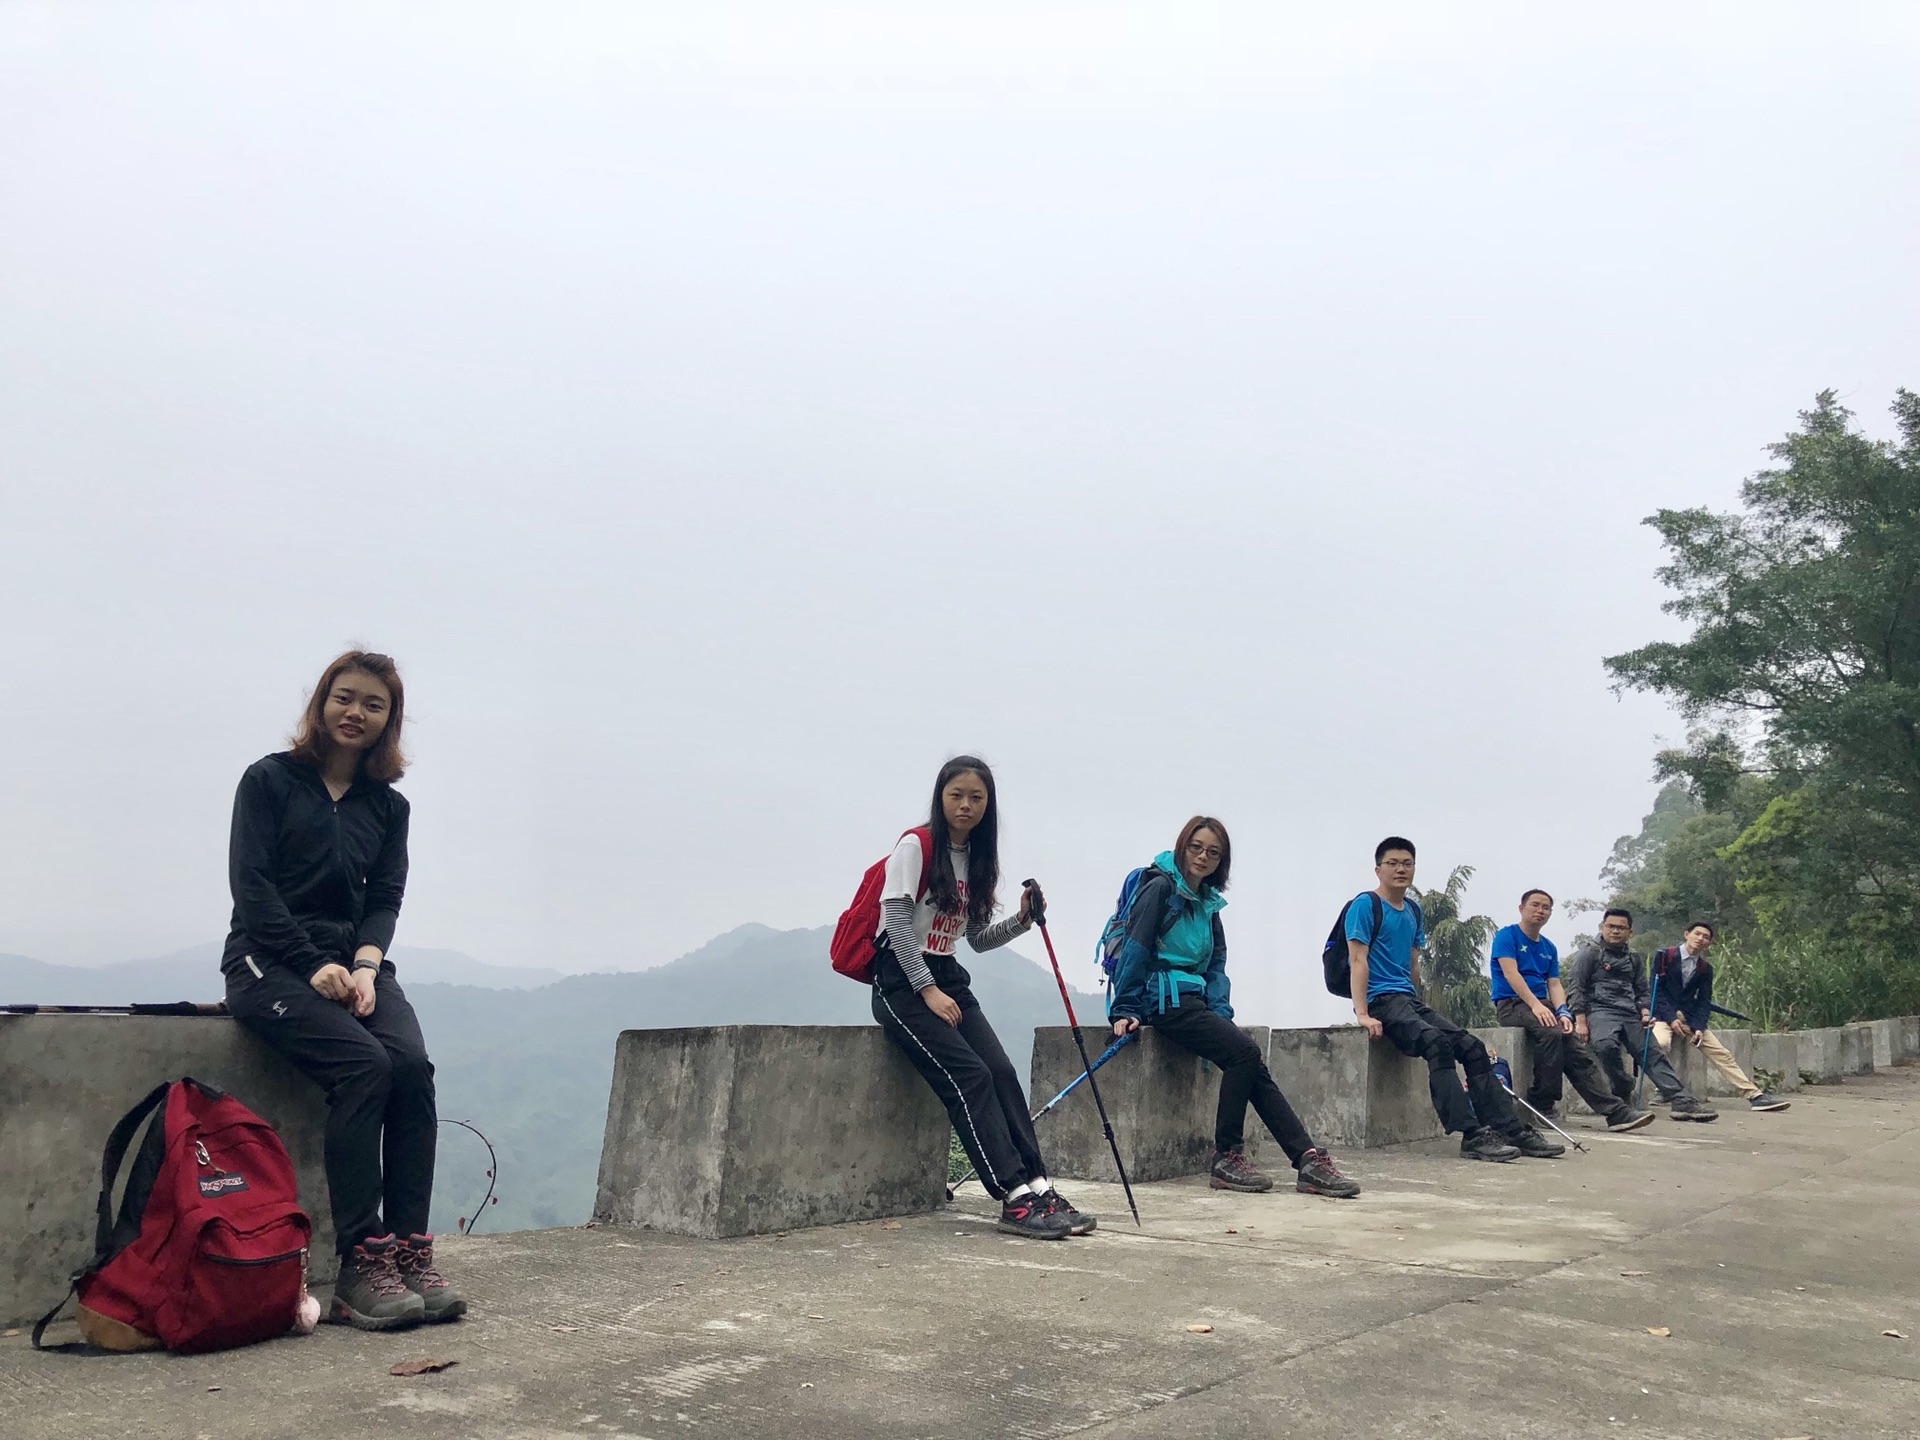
(550, 1325), (579, 1333)
(1619, 1270), (1650, 1277)
(390, 1357), (459, 1376)
(1645, 1327), (1672, 1338)
(1884, 1329), (1908, 1339)
(1185, 1324), (1214, 1334)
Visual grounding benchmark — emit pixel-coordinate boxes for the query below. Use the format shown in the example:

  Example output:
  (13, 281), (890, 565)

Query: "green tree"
(1605, 390), (1920, 967)
(1415, 864), (1496, 1026)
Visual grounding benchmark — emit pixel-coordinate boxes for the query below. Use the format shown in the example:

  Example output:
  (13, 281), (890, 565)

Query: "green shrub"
(1715, 935), (1920, 1031)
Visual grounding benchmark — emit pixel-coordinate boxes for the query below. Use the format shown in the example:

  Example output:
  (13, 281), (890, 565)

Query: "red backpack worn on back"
(829, 827), (932, 983)
(35, 1076), (312, 1355)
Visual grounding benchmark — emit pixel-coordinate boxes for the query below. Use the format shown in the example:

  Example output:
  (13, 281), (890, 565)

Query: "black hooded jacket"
(220, 751), (410, 981)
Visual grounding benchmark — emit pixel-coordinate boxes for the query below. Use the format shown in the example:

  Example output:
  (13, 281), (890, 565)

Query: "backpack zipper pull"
(194, 1140), (211, 1167)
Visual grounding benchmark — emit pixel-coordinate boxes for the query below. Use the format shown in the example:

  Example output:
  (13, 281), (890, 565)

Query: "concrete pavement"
(4, 1067), (1915, 1439)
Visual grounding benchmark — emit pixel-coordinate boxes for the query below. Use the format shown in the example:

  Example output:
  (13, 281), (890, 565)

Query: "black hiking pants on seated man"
(1370, 993), (1527, 1137)
(870, 941), (1044, 1201)
(1494, 997), (1634, 1122)
(1150, 992), (1315, 1165)
(226, 959), (437, 1254)
(1586, 1006), (1695, 1106)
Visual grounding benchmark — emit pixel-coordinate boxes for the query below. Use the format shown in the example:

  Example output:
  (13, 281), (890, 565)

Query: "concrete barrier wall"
(1266, 1025), (1531, 1149)
(1899, 1016), (1920, 1062)
(1865, 1019), (1897, 1070)
(1843, 1024), (1876, 1076)
(593, 1026), (949, 1238)
(1668, 1028), (1755, 1098)
(1030, 1025), (1268, 1182)
(1796, 1027), (1857, 1083)
(1750, 1033), (1801, 1093)
(0, 1014), (332, 1330)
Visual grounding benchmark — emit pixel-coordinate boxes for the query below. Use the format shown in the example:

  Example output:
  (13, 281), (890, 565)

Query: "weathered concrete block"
(0, 1014), (332, 1329)
(1749, 1032), (1801, 1093)
(1669, 1028), (1755, 1098)
(1030, 1025), (1268, 1182)
(1265, 1024), (1531, 1149)
(1796, 1027), (1855, 1083)
(1843, 1024), (1876, 1075)
(593, 1026), (948, 1238)
(1865, 1018), (1897, 1070)
(1898, 1016), (1920, 1062)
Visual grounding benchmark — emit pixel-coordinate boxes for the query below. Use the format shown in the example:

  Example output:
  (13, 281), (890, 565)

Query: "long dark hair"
(288, 650), (408, 783)
(926, 755), (999, 928)
(1175, 815), (1231, 892)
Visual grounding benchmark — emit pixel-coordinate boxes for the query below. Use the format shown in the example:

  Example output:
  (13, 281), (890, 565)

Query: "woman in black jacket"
(223, 650), (463, 1331)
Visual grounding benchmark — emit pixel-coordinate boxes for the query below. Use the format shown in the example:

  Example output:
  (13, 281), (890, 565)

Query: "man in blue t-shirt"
(1346, 837), (1560, 1162)
(1490, 889), (1650, 1132)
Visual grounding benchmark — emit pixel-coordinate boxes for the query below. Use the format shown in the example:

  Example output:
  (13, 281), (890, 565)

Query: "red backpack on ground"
(829, 827), (932, 983)
(34, 1077), (311, 1355)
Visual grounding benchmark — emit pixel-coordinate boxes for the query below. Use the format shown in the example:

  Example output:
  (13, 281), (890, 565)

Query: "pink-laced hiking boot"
(1208, 1148), (1273, 1193)
(328, 1234), (425, 1331)
(395, 1233), (468, 1322)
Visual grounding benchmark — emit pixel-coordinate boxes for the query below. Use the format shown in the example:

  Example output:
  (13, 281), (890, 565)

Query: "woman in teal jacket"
(1109, 816), (1358, 1197)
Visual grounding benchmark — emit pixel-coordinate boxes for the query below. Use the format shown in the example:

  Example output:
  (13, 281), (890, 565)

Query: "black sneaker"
(396, 1233), (468, 1322)
(1508, 1127), (1566, 1159)
(1040, 1189), (1097, 1235)
(327, 1235), (426, 1330)
(1748, 1093), (1790, 1112)
(1607, 1108), (1655, 1132)
(998, 1192), (1073, 1239)
(1295, 1148), (1360, 1198)
(1208, 1148), (1274, 1193)
(1670, 1097), (1719, 1122)
(1461, 1129), (1520, 1162)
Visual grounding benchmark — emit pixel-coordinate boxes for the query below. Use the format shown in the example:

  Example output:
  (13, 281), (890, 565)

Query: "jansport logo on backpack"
(828, 827), (933, 983)
(1320, 893), (1424, 997)
(34, 1077), (311, 1355)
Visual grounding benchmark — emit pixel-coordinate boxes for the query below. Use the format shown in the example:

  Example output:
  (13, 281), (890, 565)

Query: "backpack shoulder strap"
(1369, 892), (1384, 939)
(907, 827), (933, 900)
(33, 1080), (172, 1351)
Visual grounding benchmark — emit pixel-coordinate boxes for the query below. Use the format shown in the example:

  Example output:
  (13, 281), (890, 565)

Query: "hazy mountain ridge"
(0, 942), (564, 1002)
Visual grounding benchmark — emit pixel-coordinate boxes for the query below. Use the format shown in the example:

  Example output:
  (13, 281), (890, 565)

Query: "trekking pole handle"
(1021, 878), (1046, 928)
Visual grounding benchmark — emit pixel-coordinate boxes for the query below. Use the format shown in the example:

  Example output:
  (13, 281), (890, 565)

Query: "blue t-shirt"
(1344, 892), (1426, 1000)
(1489, 925), (1559, 1002)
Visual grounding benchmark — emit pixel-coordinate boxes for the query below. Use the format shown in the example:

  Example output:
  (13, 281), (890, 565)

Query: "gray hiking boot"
(1748, 1093), (1790, 1112)
(1607, 1108), (1655, 1132)
(396, 1233), (468, 1322)
(328, 1235), (426, 1330)
(1209, 1148), (1274, 1192)
(1508, 1127), (1566, 1159)
(1461, 1128), (1521, 1162)
(1295, 1148), (1360, 1198)
(1670, 1096), (1719, 1122)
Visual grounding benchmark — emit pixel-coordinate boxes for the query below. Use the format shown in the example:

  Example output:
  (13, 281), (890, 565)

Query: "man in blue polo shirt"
(1347, 837), (1561, 1162)
(1490, 889), (1651, 1132)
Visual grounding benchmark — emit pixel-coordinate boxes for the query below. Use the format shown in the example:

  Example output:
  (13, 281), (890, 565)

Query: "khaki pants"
(1653, 1022), (1760, 1100)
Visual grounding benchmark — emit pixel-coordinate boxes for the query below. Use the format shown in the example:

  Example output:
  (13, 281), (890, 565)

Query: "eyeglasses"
(1185, 843), (1223, 862)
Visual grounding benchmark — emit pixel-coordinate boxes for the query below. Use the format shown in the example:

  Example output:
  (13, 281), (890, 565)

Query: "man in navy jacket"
(1651, 923), (1790, 1113)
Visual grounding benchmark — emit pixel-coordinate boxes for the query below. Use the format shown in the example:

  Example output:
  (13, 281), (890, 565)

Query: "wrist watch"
(352, 957), (381, 972)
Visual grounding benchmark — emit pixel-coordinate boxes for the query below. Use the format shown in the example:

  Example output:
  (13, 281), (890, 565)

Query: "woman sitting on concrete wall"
(869, 755), (1096, 1239)
(221, 649), (464, 1331)
(1108, 816), (1360, 1198)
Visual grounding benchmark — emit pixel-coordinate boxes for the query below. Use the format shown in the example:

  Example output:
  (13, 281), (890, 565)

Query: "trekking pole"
(1023, 880), (1142, 1227)
(1634, 966), (1661, 1110)
(949, 1032), (1135, 1193)
(1498, 1075), (1589, 1153)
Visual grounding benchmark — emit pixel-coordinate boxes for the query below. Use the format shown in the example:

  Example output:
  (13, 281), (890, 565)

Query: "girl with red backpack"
(221, 651), (465, 1330)
(867, 756), (1094, 1239)
(1108, 816), (1360, 1199)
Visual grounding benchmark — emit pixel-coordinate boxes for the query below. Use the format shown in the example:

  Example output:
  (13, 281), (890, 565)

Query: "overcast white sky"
(2, 3), (1915, 1024)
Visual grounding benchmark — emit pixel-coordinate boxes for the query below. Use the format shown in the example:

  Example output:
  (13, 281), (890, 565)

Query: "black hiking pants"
(871, 943), (1044, 1201)
(227, 960), (438, 1254)
(1494, 997), (1630, 1121)
(1149, 993), (1316, 1165)
(1370, 992), (1527, 1138)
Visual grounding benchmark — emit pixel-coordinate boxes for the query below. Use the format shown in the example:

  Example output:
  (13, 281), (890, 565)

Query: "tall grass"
(1715, 936), (1920, 1031)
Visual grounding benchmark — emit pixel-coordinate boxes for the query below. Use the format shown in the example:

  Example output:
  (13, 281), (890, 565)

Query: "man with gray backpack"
(1334, 837), (1563, 1162)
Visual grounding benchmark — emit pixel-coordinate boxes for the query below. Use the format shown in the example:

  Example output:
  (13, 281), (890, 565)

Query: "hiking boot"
(1040, 1189), (1097, 1236)
(396, 1233), (468, 1322)
(328, 1235), (426, 1330)
(1295, 1148), (1360, 1198)
(1208, 1148), (1273, 1193)
(1607, 1108), (1655, 1133)
(1669, 1097), (1719, 1122)
(998, 1192), (1073, 1240)
(1748, 1093), (1791, 1112)
(1508, 1127), (1566, 1159)
(1461, 1129), (1520, 1162)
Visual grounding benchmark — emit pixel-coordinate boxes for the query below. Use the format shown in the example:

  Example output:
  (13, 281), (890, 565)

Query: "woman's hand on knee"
(309, 963), (353, 1003)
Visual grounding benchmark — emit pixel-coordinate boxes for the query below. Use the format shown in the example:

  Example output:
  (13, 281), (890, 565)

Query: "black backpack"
(1320, 892), (1425, 997)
